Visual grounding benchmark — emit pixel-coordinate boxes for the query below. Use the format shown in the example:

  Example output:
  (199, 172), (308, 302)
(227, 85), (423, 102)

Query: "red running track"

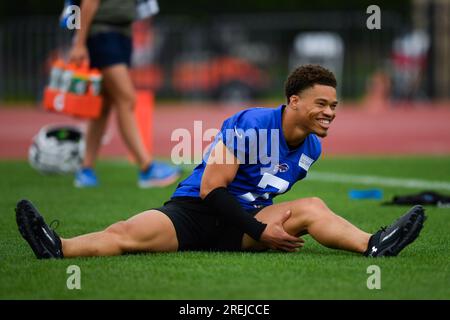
(1, 102), (450, 159)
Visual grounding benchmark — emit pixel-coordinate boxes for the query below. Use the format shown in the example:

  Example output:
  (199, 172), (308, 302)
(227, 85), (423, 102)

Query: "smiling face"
(288, 84), (338, 138)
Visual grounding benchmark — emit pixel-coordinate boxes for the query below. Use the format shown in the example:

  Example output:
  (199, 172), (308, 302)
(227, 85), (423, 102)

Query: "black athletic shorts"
(155, 197), (264, 251)
(87, 31), (132, 69)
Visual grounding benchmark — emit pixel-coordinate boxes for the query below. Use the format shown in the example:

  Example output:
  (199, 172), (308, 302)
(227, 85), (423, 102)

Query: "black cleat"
(365, 205), (426, 257)
(15, 199), (64, 259)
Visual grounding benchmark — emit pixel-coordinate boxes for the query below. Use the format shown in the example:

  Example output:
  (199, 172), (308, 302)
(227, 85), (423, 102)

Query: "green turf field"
(1, 156), (449, 299)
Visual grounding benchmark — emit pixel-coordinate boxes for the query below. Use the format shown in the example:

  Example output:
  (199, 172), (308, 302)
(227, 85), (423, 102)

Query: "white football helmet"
(28, 124), (85, 174)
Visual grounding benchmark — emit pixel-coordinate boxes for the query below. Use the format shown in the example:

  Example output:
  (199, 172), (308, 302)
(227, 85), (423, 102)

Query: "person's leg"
(61, 210), (178, 257)
(242, 197), (371, 253)
(101, 64), (151, 171)
(82, 96), (112, 168)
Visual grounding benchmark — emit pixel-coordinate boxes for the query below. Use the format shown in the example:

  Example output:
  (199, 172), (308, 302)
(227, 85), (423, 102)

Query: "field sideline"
(1, 156), (449, 299)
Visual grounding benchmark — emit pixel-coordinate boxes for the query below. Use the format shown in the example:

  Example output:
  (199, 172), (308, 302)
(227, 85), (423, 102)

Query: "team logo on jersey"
(275, 163), (289, 173)
(298, 153), (314, 171)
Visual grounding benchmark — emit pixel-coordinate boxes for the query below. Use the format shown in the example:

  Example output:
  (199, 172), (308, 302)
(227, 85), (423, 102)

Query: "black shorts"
(155, 197), (264, 251)
(87, 31), (132, 69)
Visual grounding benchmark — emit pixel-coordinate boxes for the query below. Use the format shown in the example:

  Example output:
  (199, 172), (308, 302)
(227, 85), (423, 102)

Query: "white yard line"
(308, 172), (450, 191)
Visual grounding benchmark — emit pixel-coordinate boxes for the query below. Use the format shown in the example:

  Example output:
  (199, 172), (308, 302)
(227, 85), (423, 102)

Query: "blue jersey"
(172, 105), (322, 210)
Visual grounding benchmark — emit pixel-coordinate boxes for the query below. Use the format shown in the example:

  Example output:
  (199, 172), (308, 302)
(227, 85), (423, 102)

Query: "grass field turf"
(1, 156), (449, 299)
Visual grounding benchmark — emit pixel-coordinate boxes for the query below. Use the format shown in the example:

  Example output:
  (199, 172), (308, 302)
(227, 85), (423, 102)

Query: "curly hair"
(284, 65), (337, 102)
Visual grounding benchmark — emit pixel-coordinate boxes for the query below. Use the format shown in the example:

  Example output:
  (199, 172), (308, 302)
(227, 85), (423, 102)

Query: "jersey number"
(239, 173), (289, 202)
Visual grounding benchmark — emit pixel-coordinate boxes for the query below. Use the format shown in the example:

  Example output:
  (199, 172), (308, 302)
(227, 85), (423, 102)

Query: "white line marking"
(308, 172), (450, 191)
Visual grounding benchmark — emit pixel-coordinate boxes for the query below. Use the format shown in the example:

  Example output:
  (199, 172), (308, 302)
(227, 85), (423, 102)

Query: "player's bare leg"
(101, 64), (152, 170)
(61, 210), (178, 257)
(82, 95), (112, 168)
(242, 197), (371, 253)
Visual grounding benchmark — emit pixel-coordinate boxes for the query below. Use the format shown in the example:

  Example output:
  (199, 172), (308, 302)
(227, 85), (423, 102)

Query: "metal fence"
(0, 11), (417, 103)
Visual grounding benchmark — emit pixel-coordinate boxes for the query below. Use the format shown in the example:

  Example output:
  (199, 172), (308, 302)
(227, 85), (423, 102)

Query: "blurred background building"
(0, 0), (449, 104)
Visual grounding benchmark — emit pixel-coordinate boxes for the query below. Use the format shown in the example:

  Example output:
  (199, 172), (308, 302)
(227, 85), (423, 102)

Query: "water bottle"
(69, 67), (89, 95)
(48, 59), (65, 90)
(60, 63), (75, 93)
(89, 69), (102, 96)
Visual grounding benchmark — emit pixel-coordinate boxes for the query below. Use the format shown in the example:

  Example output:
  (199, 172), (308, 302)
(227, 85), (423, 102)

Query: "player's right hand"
(259, 210), (304, 252)
(68, 44), (89, 67)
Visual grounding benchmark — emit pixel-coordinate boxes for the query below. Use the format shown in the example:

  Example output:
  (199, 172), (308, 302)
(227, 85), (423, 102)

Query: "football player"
(16, 65), (426, 258)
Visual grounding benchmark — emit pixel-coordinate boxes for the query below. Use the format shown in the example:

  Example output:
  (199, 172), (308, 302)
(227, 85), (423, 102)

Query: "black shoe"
(365, 205), (426, 257)
(15, 199), (64, 259)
